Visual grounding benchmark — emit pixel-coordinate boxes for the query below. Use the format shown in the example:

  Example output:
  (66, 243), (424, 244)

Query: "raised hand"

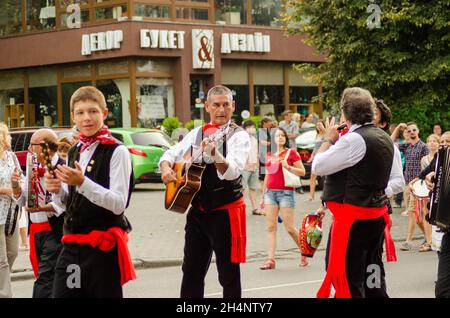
(323, 117), (339, 142)
(44, 171), (62, 194)
(54, 161), (85, 187)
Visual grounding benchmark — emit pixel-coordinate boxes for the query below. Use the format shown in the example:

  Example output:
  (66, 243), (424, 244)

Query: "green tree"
(283, 0), (450, 135)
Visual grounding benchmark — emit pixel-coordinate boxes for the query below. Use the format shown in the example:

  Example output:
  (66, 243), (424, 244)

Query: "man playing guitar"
(160, 85), (250, 298)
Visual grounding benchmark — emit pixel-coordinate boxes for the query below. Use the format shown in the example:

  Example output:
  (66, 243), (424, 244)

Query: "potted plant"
(39, 103), (55, 127)
(222, 5), (241, 25)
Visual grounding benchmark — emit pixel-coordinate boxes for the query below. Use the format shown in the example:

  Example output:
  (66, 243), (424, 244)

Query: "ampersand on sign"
(198, 36), (212, 62)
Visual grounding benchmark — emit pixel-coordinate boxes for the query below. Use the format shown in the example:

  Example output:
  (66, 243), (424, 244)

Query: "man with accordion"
(422, 131), (450, 298)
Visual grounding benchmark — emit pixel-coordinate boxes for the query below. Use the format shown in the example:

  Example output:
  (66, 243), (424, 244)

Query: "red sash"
(203, 197), (247, 263)
(29, 222), (52, 278)
(62, 227), (136, 286)
(317, 201), (397, 298)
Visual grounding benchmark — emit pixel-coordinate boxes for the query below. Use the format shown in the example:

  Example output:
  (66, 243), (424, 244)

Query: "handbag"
(4, 151), (21, 237)
(282, 149), (301, 188)
(4, 202), (19, 237)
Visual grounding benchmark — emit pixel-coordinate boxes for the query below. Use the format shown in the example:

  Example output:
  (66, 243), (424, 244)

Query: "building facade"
(0, 0), (324, 128)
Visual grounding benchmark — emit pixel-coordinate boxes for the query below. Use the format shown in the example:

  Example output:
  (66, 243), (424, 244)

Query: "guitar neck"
(190, 128), (230, 164)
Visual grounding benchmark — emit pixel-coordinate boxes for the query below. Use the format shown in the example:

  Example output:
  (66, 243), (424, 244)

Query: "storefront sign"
(140, 29), (185, 49)
(139, 95), (166, 119)
(81, 30), (123, 56)
(192, 29), (214, 69)
(221, 32), (271, 54)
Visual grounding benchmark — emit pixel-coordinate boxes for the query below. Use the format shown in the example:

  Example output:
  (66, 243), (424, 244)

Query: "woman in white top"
(0, 123), (21, 298)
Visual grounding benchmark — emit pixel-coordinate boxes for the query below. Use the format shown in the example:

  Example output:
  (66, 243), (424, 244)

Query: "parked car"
(295, 127), (324, 189)
(10, 127), (73, 171)
(109, 128), (175, 184)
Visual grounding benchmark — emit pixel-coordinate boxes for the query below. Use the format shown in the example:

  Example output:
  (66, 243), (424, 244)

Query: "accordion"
(429, 146), (450, 231)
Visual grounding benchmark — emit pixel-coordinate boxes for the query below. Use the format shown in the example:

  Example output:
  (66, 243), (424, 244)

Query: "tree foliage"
(283, 0), (450, 135)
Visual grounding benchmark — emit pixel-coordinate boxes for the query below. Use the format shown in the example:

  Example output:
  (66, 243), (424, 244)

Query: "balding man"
(11, 129), (65, 298)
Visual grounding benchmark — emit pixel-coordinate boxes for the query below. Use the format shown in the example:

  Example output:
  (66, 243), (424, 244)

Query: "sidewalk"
(11, 185), (424, 281)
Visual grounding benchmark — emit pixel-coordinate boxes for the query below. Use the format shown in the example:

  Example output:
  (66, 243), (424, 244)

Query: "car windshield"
(296, 128), (317, 146)
(57, 131), (73, 139)
(131, 132), (175, 148)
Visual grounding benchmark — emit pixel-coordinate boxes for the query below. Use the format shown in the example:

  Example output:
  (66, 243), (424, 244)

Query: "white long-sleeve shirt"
(159, 123), (250, 181)
(312, 123), (405, 196)
(52, 141), (132, 215)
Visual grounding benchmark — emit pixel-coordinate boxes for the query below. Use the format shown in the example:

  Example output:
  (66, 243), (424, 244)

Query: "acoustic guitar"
(164, 125), (232, 213)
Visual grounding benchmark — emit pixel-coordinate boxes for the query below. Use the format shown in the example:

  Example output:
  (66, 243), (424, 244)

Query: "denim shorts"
(264, 189), (296, 209)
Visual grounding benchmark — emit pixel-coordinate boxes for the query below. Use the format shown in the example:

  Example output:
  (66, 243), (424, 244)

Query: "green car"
(109, 128), (175, 184)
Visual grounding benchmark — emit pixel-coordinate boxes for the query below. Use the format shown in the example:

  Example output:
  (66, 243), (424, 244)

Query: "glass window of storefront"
(63, 64), (92, 79)
(97, 79), (129, 128)
(221, 60), (249, 123)
(288, 66), (318, 115)
(136, 78), (175, 128)
(136, 60), (172, 73)
(253, 62), (284, 117)
(176, 7), (208, 20)
(214, 0), (247, 25)
(1, 0), (285, 36)
(61, 81), (91, 126)
(60, 10), (90, 28)
(26, 0), (56, 31)
(28, 66), (58, 127)
(0, 1), (22, 36)
(98, 60), (129, 76)
(95, 5), (128, 21)
(251, 0), (281, 27)
(0, 70), (25, 126)
(134, 3), (170, 19)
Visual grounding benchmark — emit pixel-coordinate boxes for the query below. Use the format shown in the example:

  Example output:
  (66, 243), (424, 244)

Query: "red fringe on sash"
(211, 197), (247, 263)
(317, 201), (397, 298)
(29, 222), (52, 278)
(62, 227), (136, 286)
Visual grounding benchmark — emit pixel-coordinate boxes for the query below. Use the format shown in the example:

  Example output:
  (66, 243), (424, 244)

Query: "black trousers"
(180, 208), (241, 298)
(325, 217), (388, 298)
(32, 231), (62, 298)
(436, 232), (450, 298)
(53, 243), (122, 298)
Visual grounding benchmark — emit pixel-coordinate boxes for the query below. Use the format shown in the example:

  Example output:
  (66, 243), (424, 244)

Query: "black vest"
(64, 142), (133, 235)
(322, 124), (394, 207)
(191, 125), (244, 211)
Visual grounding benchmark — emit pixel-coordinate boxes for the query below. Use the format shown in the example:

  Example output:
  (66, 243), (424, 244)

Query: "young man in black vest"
(44, 86), (135, 298)
(160, 85), (250, 298)
(11, 129), (65, 298)
(312, 87), (396, 298)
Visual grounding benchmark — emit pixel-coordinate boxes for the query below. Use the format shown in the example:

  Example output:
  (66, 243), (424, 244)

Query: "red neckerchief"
(79, 125), (117, 153)
(339, 127), (349, 137)
(202, 123), (221, 136)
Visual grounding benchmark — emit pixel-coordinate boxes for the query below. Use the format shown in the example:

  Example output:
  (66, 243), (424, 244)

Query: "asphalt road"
(11, 246), (438, 298)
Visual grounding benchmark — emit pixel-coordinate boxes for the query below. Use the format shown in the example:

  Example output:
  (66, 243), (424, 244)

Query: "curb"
(10, 235), (426, 282)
